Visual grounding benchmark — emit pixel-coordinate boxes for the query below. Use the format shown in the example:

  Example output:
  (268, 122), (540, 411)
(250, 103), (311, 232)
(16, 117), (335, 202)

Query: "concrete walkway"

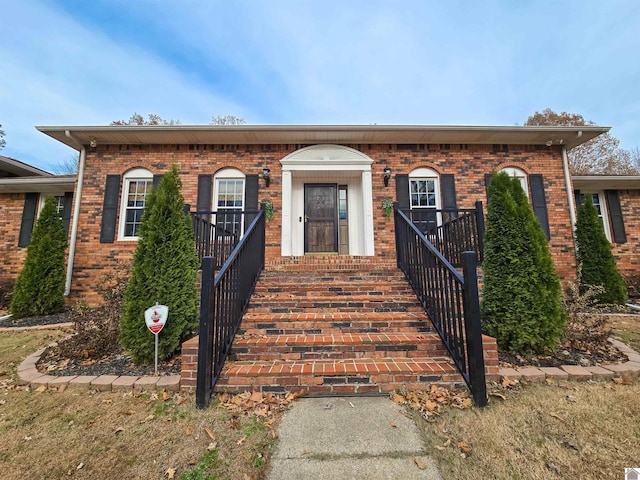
(267, 396), (442, 480)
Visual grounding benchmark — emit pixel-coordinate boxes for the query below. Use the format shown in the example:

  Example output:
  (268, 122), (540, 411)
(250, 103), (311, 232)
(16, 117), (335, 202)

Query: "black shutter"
(18, 193), (39, 247)
(574, 189), (582, 207)
(100, 175), (121, 243)
(606, 190), (627, 243)
(440, 174), (457, 209)
(244, 174), (259, 230)
(152, 174), (163, 188)
(62, 191), (74, 235)
(395, 174), (409, 210)
(529, 174), (550, 240)
(196, 174), (212, 214)
(484, 174), (493, 201)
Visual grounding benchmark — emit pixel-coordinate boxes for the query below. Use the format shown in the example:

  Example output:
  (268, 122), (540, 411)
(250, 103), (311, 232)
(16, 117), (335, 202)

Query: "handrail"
(196, 209), (266, 409)
(394, 206), (487, 406)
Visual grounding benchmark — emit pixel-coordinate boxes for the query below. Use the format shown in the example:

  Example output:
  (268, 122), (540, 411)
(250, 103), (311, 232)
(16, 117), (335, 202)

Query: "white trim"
(500, 166), (529, 198)
(280, 145), (374, 256)
(580, 191), (612, 242)
(213, 168), (246, 237)
(117, 167), (153, 241)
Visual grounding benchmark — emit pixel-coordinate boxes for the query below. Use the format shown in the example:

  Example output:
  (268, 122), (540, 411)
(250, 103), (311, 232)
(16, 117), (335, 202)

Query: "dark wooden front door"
(304, 184), (338, 253)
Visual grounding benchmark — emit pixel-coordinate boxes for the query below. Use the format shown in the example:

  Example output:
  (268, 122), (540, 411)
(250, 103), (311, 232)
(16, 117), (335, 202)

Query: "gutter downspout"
(64, 131), (86, 296)
(562, 146), (576, 237)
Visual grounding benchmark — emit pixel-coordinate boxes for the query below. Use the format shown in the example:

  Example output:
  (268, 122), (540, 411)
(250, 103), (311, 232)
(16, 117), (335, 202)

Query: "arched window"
(500, 167), (528, 198)
(214, 168), (246, 237)
(409, 167), (440, 233)
(118, 167), (153, 239)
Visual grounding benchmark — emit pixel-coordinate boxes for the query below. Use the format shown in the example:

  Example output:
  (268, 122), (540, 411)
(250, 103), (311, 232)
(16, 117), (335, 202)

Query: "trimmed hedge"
(575, 195), (627, 305)
(11, 196), (67, 318)
(119, 165), (199, 364)
(481, 172), (565, 353)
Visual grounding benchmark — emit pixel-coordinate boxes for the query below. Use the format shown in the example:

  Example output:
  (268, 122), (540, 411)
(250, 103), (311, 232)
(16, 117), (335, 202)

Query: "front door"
(304, 184), (338, 253)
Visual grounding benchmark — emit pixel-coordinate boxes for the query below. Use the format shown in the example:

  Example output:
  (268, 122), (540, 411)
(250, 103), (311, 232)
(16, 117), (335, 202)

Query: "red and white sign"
(144, 305), (168, 335)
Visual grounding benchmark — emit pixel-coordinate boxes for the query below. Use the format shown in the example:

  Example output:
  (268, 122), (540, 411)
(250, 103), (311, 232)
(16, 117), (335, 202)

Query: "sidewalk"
(267, 396), (442, 480)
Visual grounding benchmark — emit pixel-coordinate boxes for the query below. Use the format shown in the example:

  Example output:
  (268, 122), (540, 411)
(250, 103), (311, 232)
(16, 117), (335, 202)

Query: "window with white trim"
(38, 194), (66, 217)
(118, 168), (153, 239)
(500, 167), (528, 198)
(409, 167), (440, 233)
(578, 191), (612, 241)
(214, 168), (246, 238)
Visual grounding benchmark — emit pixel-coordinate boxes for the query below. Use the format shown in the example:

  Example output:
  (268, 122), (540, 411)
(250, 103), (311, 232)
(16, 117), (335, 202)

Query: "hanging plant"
(261, 199), (274, 222)
(382, 198), (394, 218)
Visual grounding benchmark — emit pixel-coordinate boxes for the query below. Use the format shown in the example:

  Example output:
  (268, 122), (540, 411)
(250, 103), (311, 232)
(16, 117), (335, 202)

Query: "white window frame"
(38, 194), (66, 217)
(213, 168), (246, 238)
(500, 166), (529, 198)
(409, 167), (441, 232)
(118, 167), (153, 240)
(581, 191), (612, 242)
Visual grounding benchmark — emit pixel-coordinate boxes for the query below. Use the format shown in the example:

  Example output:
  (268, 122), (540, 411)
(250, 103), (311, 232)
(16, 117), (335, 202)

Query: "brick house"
(0, 154), (74, 281)
(27, 124), (609, 303)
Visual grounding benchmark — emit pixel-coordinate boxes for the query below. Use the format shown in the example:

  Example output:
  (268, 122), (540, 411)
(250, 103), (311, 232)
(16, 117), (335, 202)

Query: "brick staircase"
(211, 258), (464, 394)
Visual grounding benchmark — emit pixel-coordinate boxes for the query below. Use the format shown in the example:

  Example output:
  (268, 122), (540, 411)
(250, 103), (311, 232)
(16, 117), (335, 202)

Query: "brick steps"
(230, 332), (448, 361)
(211, 260), (465, 394)
(216, 357), (462, 395)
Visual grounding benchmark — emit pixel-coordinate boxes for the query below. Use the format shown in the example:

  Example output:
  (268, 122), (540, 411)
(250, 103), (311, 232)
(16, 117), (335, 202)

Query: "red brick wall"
(68, 143), (576, 303)
(0, 192), (28, 279)
(613, 189), (640, 276)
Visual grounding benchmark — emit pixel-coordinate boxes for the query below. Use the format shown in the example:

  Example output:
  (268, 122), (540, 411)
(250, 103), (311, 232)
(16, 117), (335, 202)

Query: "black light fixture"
(262, 167), (271, 188)
(383, 166), (392, 187)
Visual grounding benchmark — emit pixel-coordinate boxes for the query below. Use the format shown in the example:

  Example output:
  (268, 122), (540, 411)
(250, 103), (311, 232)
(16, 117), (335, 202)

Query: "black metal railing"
(191, 210), (260, 268)
(402, 201), (485, 266)
(395, 206), (487, 406)
(196, 209), (266, 409)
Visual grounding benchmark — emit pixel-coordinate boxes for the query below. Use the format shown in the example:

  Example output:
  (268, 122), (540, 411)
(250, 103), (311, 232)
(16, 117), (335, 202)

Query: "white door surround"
(280, 145), (375, 257)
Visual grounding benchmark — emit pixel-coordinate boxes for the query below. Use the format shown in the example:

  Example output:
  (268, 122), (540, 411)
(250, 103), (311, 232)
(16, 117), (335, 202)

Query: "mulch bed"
(1, 310), (181, 377)
(499, 343), (627, 369)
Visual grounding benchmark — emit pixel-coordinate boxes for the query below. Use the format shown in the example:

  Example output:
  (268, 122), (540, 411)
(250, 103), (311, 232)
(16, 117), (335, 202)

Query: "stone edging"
(498, 338), (640, 382)
(13, 325), (180, 392)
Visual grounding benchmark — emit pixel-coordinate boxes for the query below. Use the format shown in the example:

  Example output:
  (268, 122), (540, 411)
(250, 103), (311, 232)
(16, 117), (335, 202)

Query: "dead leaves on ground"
(217, 389), (307, 418)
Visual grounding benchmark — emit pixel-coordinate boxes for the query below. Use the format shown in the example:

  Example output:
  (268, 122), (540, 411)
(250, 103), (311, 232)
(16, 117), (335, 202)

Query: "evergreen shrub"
(11, 196), (67, 318)
(575, 195), (627, 305)
(119, 165), (199, 364)
(481, 172), (565, 353)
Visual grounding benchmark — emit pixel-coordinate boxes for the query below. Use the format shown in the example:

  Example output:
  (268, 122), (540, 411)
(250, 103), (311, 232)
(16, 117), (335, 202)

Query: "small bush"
(481, 172), (566, 354)
(11, 196), (67, 318)
(0, 278), (14, 311)
(575, 195), (627, 305)
(563, 283), (613, 353)
(623, 275), (640, 302)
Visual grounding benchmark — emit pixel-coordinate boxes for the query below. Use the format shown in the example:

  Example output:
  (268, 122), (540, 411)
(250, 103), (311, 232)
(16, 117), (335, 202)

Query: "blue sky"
(1, 0), (639, 172)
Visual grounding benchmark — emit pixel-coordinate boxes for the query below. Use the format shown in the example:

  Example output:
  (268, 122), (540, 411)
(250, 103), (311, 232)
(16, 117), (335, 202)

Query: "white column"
(361, 170), (375, 256)
(281, 170), (292, 256)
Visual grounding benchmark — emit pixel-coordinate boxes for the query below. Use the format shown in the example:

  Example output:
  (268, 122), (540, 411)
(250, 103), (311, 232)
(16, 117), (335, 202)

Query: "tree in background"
(110, 113), (181, 126)
(11, 196), (67, 318)
(119, 165), (199, 364)
(0, 123), (6, 150)
(575, 195), (628, 305)
(481, 172), (566, 353)
(524, 108), (639, 175)
(211, 115), (246, 125)
(51, 154), (79, 175)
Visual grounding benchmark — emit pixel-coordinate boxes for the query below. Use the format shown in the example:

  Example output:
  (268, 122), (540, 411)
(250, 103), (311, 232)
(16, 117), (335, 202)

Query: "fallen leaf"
(489, 392), (506, 401)
(207, 442), (217, 451)
(142, 414), (154, 423)
(390, 422), (397, 428)
(390, 392), (405, 403)
(162, 391), (172, 401)
(204, 427), (216, 441)
(456, 441), (472, 455)
(34, 385), (46, 393)
(121, 410), (135, 416)
(76, 463), (84, 470)
(102, 399), (113, 404)
(249, 391), (264, 403)
(114, 427), (125, 435)
(185, 427), (192, 436)
(237, 435), (247, 445)
(166, 467), (176, 479)
(443, 438), (452, 448)
(188, 458), (197, 465)
(413, 456), (426, 470)
(228, 417), (240, 429)
(434, 445), (446, 451)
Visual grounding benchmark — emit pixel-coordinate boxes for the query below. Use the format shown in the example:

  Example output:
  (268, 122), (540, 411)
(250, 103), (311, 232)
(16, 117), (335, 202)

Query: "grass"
(611, 314), (640, 352)
(0, 330), (277, 480)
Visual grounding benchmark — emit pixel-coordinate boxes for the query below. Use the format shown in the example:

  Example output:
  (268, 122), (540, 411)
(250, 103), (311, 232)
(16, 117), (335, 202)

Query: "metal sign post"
(144, 303), (169, 376)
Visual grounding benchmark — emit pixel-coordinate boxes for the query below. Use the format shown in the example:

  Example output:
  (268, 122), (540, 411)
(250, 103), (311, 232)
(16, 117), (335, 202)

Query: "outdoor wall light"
(262, 167), (271, 188)
(89, 138), (97, 148)
(383, 166), (392, 187)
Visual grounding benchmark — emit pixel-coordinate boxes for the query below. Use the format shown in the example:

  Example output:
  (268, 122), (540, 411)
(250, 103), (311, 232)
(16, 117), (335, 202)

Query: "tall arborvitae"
(119, 165), (199, 364)
(575, 195), (627, 304)
(11, 196), (67, 318)
(481, 172), (565, 353)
